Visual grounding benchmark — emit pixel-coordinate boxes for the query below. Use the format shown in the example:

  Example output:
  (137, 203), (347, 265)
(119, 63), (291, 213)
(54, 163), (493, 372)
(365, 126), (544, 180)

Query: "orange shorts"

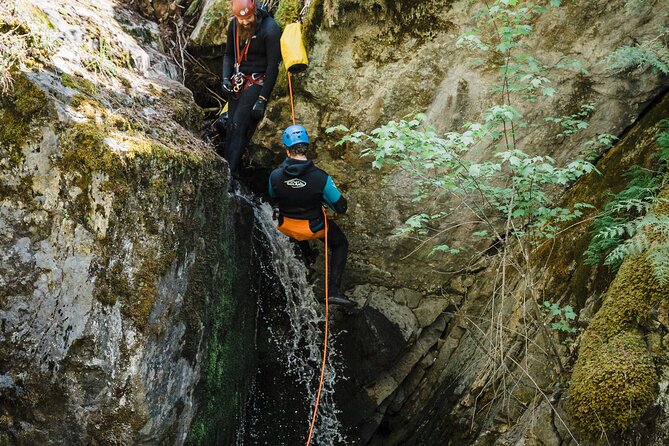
(277, 216), (326, 241)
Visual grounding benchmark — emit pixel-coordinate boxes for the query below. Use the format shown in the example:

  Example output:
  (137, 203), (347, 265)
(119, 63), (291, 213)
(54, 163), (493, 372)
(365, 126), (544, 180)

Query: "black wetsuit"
(269, 158), (349, 296)
(222, 9), (281, 176)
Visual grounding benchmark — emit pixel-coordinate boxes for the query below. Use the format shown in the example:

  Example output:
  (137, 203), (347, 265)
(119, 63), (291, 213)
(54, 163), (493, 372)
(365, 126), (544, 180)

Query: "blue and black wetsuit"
(269, 158), (349, 296)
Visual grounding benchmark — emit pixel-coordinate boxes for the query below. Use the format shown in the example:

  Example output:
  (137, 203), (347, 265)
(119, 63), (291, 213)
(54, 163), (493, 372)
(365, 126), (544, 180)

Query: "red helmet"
(232, 0), (256, 19)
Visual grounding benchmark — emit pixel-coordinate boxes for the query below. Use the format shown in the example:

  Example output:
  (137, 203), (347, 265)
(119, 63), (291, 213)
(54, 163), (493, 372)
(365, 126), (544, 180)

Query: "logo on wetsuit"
(285, 179), (307, 188)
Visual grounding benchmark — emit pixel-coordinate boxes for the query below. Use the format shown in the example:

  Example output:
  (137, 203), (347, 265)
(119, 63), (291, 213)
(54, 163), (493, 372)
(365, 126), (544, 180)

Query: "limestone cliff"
(1, 1), (256, 444)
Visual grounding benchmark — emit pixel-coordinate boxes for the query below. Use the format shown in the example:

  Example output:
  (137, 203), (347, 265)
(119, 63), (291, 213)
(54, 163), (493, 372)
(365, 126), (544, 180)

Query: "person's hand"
(221, 78), (232, 94)
(251, 97), (267, 120)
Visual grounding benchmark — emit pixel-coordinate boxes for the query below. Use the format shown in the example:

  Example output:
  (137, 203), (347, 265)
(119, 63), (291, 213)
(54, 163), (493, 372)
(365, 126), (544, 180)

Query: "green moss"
(126, 138), (207, 168)
(275, 0), (301, 28)
(121, 252), (176, 330)
(185, 0), (203, 17)
(566, 143), (669, 436)
(27, 4), (56, 30)
(569, 255), (667, 434)
(124, 26), (155, 45)
(92, 261), (132, 305)
(584, 258), (666, 344)
(58, 122), (118, 172)
(273, 64), (289, 97)
(0, 174), (34, 203)
(182, 169), (257, 445)
(0, 72), (49, 151)
(61, 73), (96, 96)
(569, 331), (657, 433)
(172, 103), (205, 133)
(55, 122), (121, 227)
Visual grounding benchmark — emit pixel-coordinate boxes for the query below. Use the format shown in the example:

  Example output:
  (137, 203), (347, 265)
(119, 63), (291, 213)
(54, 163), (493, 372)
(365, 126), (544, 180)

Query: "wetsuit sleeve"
(259, 19), (282, 101)
(222, 20), (235, 80)
(323, 176), (347, 214)
(268, 175), (276, 198)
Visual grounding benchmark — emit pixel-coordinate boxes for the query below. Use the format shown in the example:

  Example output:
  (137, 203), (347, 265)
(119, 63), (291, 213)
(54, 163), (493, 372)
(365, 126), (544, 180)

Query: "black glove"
(221, 78), (232, 94)
(251, 98), (267, 120)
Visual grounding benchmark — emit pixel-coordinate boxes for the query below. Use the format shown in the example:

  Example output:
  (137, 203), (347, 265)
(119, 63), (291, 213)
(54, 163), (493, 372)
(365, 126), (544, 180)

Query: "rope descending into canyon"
(282, 36), (328, 445)
(305, 208), (329, 446)
(288, 71), (296, 125)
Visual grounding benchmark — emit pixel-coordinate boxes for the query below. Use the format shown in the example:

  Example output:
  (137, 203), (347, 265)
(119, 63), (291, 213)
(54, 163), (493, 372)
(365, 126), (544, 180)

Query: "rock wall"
(3, 0), (669, 444)
(1, 1), (256, 444)
(256, 1), (668, 444)
(369, 90), (669, 446)
(184, 0), (669, 444)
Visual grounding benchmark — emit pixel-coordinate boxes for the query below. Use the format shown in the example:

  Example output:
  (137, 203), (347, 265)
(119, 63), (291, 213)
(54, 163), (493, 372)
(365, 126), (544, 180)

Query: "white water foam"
(252, 198), (347, 445)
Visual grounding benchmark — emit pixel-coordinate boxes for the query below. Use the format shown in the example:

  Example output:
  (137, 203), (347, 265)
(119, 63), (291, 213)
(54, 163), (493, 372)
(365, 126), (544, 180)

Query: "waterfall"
(243, 193), (347, 445)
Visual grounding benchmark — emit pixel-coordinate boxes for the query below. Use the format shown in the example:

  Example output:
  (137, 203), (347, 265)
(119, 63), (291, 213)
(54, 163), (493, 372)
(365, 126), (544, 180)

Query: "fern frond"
(604, 239), (632, 267)
(657, 127), (669, 163)
(608, 39), (669, 75)
(648, 241), (669, 287)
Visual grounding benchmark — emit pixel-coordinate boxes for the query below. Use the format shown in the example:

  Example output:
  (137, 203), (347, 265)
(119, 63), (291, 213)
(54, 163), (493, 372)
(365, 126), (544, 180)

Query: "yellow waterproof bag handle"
(281, 22), (308, 73)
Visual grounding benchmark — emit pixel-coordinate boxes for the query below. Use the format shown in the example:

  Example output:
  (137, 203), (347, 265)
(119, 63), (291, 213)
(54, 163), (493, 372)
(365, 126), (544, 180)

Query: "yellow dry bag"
(281, 22), (308, 73)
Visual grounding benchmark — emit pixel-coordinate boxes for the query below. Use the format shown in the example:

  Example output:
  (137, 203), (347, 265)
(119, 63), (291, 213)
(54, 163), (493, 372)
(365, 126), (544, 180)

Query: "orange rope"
(288, 71), (296, 125)
(305, 208), (329, 446)
(235, 21), (251, 66)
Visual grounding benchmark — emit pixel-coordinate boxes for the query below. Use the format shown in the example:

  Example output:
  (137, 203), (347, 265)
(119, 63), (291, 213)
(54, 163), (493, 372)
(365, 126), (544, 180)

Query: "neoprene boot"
(328, 294), (357, 307)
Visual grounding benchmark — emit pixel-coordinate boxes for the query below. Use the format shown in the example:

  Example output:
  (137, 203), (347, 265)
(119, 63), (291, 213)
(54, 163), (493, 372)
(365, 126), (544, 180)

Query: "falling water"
(244, 193), (347, 445)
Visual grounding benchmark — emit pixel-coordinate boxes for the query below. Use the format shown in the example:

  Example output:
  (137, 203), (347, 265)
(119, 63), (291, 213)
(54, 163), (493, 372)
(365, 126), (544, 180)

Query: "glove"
(251, 98), (267, 120)
(221, 78), (232, 94)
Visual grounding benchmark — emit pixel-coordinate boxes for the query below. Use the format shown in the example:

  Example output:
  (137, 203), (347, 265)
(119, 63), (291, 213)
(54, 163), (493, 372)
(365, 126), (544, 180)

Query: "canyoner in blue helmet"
(282, 124), (310, 147)
(268, 125), (357, 307)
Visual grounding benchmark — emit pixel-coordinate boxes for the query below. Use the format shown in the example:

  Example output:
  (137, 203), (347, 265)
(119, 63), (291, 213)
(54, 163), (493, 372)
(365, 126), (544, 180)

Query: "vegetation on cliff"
(329, 0), (669, 441)
(568, 125), (669, 435)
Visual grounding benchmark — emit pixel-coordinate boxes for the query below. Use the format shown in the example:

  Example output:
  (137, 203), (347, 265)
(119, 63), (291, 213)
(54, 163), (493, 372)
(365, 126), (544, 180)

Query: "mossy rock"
(275, 0), (301, 28)
(0, 72), (50, 153)
(189, 0), (232, 46)
(583, 257), (667, 346)
(569, 330), (657, 433)
(568, 196), (669, 435)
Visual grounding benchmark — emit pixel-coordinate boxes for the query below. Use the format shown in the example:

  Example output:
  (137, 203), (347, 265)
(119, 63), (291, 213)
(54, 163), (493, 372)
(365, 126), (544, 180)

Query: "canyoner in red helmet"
(221, 0), (281, 179)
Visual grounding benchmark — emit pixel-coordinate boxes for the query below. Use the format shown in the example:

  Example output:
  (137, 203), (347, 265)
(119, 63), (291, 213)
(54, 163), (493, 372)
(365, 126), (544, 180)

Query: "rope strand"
(305, 208), (329, 446)
(288, 71), (297, 125)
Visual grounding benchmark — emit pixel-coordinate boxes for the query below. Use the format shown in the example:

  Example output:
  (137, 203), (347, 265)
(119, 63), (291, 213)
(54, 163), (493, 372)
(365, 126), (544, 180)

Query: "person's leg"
(324, 220), (348, 297)
(297, 240), (318, 266)
(223, 96), (239, 163)
(223, 84), (262, 177)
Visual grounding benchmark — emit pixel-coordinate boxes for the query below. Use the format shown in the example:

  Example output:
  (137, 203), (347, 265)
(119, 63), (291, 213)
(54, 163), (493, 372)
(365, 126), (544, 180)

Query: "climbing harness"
(232, 72), (265, 97)
(305, 207), (329, 446)
(232, 20), (263, 97)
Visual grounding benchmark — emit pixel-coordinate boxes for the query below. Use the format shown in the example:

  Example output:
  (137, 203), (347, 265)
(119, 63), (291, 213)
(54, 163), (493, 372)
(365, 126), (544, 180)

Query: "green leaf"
(542, 87), (556, 96)
(564, 306), (576, 320)
(325, 124), (349, 134)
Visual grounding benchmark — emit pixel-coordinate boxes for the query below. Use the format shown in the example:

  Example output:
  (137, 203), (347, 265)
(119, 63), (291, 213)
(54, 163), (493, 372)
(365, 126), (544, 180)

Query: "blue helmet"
(282, 124), (310, 148)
